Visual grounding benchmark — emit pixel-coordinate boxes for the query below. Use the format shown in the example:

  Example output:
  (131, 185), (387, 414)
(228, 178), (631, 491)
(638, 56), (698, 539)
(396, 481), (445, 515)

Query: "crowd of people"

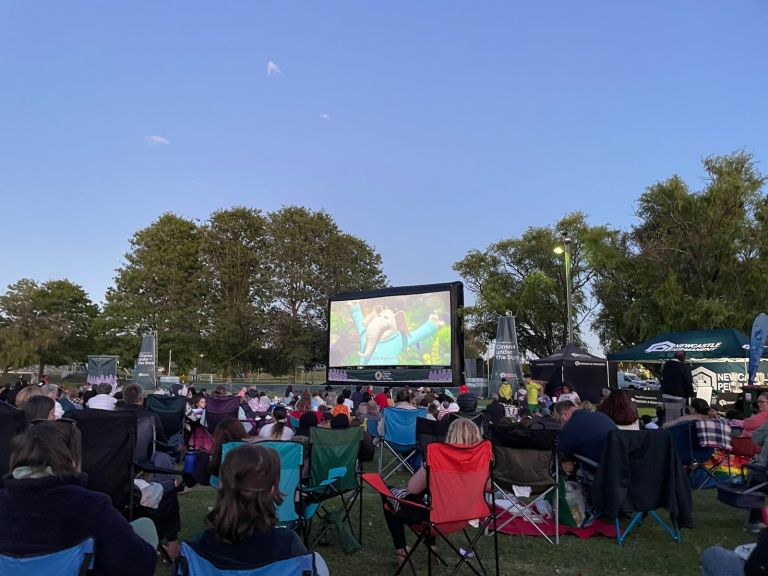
(5, 366), (768, 575)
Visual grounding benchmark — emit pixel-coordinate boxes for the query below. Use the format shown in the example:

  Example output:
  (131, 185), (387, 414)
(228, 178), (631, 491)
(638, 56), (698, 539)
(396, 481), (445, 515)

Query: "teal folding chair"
(0, 538), (94, 576)
(259, 440), (305, 525)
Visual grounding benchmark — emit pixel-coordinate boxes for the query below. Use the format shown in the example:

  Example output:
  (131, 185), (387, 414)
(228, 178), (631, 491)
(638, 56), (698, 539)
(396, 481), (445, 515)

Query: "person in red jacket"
(374, 387), (391, 409)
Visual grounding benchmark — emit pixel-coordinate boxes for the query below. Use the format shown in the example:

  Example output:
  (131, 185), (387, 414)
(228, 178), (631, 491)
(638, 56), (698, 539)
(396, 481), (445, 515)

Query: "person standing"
(661, 350), (694, 423)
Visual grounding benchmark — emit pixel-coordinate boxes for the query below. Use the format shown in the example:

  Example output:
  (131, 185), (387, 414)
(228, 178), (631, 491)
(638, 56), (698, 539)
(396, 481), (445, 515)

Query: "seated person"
(21, 395), (56, 423)
(742, 393), (768, 439)
(188, 444), (328, 575)
(209, 418), (249, 486)
(447, 393), (487, 435)
(662, 398), (715, 429)
(332, 396), (351, 419)
(0, 421), (156, 576)
(555, 400), (617, 464)
(598, 389), (639, 430)
(379, 418), (486, 566)
(259, 406), (295, 441)
(86, 383), (117, 410)
(701, 527), (768, 576)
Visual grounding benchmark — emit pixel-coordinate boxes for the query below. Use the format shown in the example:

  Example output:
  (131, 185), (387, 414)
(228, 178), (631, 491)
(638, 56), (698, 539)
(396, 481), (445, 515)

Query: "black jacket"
(591, 429), (693, 529)
(661, 359), (694, 399)
(0, 475), (156, 576)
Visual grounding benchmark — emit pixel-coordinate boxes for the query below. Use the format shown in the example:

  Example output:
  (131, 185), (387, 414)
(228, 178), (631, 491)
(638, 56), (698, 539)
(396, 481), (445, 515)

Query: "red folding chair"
(363, 440), (499, 576)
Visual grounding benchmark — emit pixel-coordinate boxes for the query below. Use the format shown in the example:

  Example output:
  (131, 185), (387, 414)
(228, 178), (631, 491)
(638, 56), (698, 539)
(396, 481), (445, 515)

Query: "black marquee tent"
(529, 343), (607, 403)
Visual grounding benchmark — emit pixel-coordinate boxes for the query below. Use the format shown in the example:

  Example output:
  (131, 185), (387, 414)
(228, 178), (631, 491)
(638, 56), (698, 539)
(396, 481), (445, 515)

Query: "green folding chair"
(298, 426), (363, 550)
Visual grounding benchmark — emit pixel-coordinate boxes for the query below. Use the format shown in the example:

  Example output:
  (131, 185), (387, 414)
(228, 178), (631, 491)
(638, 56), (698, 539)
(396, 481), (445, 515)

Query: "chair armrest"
(361, 473), (429, 510)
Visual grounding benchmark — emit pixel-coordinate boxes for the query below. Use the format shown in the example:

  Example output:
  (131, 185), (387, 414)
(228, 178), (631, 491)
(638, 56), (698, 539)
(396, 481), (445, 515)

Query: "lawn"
(157, 461), (754, 576)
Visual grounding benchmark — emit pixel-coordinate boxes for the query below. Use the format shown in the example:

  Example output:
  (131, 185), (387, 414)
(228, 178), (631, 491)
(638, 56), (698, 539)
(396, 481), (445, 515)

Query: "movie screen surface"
(329, 291), (452, 368)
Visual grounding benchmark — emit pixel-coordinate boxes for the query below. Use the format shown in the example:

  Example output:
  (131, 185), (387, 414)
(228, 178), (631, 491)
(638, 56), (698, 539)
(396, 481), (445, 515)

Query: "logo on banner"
(645, 341), (722, 353)
(691, 366), (717, 391)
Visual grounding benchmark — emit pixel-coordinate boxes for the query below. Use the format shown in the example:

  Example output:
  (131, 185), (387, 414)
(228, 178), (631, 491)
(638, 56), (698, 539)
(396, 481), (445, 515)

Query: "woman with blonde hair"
(380, 418), (484, 564)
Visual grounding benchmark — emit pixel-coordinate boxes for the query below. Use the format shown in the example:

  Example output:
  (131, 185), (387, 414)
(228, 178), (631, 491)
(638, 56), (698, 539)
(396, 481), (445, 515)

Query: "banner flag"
(749, 312), (768, 386)
(134, 334), (157, 390)
(86, 356), (118, 389)
(489, 315), (525, 397)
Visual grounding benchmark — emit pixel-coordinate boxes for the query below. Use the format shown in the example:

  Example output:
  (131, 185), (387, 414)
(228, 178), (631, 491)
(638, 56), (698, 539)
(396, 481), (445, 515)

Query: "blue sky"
(1, 1), (767, 352)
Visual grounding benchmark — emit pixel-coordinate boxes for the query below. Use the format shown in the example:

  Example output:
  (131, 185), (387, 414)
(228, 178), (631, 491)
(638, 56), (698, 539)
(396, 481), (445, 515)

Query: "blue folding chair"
(0, 538), (94, 576)
(668, 420), (716, 489)
(177, 542), (315, 575)
(378, 408), (427, 480)
(260, 440), (304, 525)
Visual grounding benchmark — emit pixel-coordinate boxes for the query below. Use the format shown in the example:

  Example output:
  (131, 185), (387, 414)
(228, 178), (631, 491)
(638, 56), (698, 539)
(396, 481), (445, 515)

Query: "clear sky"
(1, 1), (766, 352)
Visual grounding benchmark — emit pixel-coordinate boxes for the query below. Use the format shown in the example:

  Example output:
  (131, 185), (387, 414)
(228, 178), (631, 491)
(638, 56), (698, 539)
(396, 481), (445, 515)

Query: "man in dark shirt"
(556, 400), (617, 463)
(121, 383), (168, 444)
(350, 385), (364, 413)
(661, 351), (694, 423)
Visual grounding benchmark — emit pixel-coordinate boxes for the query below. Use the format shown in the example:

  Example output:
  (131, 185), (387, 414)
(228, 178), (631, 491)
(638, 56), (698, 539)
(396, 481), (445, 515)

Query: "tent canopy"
(532, 343), (607, 365)
(606, 328), (766, 362)
(529, 343), (607, 403)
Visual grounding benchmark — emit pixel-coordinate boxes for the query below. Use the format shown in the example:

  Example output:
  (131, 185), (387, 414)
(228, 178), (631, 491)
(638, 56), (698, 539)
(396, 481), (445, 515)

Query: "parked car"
(617, 371), (648, 390)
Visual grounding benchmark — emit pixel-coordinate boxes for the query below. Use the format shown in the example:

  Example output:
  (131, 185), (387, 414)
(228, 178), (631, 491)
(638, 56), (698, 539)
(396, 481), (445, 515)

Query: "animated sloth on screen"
(347, 300), (447, 366)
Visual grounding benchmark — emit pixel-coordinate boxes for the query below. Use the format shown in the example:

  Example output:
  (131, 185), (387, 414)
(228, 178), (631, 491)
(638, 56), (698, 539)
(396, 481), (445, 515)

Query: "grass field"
(157, 460), (754, 576)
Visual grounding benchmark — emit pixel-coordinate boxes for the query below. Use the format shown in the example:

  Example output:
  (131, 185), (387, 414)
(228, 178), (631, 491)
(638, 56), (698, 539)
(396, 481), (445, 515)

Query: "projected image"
(329, 292), (452, 367)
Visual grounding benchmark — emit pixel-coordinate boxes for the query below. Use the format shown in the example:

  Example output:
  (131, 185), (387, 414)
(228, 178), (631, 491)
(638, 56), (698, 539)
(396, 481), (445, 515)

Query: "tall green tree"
(264, 207), (387, 372)
(201, 207), (270, 376)
(95, 213), (206, 370)
(454, 213), (605, 357)
(0, 279), (97, 376)
(590, 151), (768, 349)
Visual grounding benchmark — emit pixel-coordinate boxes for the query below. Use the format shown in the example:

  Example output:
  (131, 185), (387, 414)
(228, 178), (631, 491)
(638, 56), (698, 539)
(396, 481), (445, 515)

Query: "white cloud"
(267, 60), (281, 76)
(319, 113), (331, 120)
(144, 135), (170, 146)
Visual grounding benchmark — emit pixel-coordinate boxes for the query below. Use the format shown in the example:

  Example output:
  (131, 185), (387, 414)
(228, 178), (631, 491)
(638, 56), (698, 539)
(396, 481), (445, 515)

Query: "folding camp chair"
(0, 537), (94, 576)
(202, 396), (242, 436)
(70, 409), (184, 559)
(0, 401), (26, 477)
(298, 426), (363, 549)
(176, 542), (315, 576)
(259, 440), (305, 525)
(379, 408), (427, 481)
(668, 419), (729, 489)
(489, 422), (560, 543)
(591, 429), (691, 545)
(145, 394), (188, 454)
(416, 417), (449, 457)
(364, 441), (499, 576)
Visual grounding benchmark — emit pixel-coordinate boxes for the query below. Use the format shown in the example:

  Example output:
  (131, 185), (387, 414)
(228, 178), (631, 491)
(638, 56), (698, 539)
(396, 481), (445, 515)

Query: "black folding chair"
(489, 422), (560, 543)
(69, 409), (185, 561)
(416, 417), (449, 457)
(145, 394), (187, 441)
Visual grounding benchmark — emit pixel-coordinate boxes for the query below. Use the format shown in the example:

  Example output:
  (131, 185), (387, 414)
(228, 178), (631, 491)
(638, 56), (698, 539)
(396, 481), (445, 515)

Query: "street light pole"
(554, 232), (573, 345)
(564, 234), (573, 344)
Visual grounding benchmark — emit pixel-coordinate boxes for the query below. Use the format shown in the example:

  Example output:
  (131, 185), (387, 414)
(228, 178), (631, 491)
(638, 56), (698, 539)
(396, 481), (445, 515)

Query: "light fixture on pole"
(553, 231), (573, 344)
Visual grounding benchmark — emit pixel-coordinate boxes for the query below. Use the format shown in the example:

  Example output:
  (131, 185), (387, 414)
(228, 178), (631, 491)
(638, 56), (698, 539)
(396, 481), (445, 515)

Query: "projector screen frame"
(326, 281), (465, 386)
